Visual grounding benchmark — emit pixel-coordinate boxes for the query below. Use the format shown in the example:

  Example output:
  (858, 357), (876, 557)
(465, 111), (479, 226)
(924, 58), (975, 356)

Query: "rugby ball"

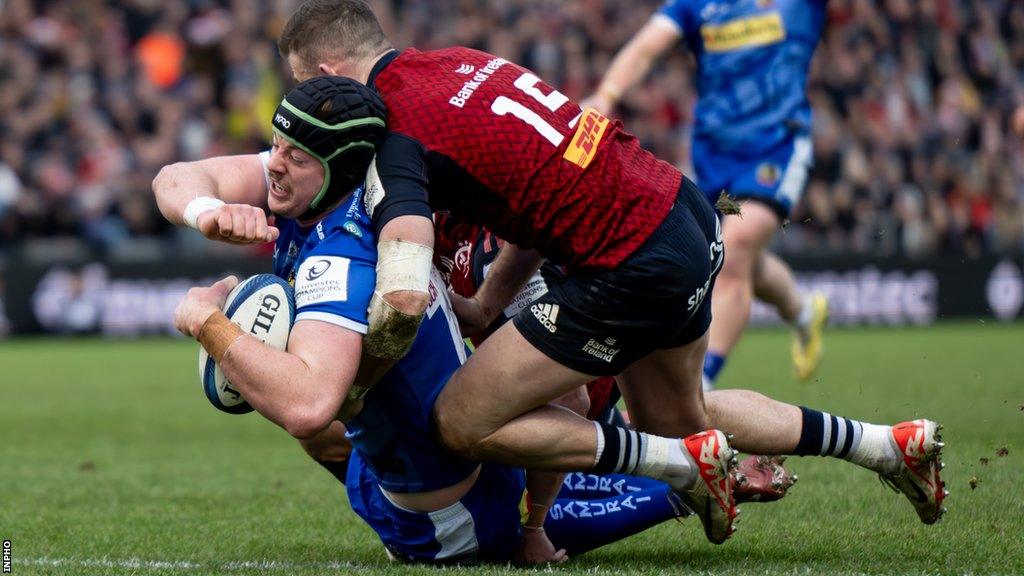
(199, 274), (295, 414)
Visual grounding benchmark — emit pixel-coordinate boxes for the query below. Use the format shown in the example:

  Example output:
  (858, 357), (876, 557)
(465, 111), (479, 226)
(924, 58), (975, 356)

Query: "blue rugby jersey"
(266, 153), (477, 493)
(658, 0), (827, 155)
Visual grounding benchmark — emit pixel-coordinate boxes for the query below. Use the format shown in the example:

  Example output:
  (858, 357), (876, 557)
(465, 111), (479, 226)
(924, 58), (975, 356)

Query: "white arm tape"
(364, 239), (433, 360)
(183, 197), (225, 229)
(376, 239), (433, 294)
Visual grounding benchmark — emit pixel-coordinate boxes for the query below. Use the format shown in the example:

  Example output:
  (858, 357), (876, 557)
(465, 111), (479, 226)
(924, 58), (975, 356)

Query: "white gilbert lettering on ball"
(295, 256), (350, 307)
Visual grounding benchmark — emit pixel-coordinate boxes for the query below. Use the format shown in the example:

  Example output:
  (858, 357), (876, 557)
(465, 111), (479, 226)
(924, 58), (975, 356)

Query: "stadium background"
(0, 1), (1022, 575)
(1, 0), (1024, 335)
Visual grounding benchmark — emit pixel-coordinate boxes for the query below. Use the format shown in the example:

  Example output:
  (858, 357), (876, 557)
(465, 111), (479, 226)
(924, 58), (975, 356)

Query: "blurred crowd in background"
(1, 0), (1023, 259)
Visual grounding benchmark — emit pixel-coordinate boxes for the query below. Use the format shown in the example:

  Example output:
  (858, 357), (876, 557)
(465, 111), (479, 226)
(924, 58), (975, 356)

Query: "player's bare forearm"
(152, 154), (269, 225)
(593, 18), (682, 111)
(153, 155), (278, 244)
(523, 386), (590, 527)
(518, 469), (569, 565)
(379, 214), (435, 249)
(217, 321), (362, 439)
(471, 243), (542, 325)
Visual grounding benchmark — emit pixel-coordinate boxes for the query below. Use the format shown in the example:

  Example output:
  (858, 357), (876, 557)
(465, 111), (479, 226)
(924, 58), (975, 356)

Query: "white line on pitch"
(18, 556), (363, 572)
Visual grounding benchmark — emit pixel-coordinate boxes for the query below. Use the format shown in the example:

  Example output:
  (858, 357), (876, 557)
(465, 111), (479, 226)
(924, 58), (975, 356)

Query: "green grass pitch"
(1, 323), (1022, 575)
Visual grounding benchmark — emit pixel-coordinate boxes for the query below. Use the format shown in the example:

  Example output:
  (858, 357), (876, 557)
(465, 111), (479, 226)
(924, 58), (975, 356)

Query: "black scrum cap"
(272, 76), (387, 220)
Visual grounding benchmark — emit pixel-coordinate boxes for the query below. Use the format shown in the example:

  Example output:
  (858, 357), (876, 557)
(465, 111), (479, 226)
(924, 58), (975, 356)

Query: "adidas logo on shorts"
(531, 303), (559, 333)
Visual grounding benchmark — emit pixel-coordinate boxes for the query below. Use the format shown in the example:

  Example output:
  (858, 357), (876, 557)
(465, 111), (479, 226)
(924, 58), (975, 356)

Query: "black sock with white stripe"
(591, 422), (697, 490)
(795, 407), (899, 473)
(795, 406), (865, 458)
(593, 421), (647, 474)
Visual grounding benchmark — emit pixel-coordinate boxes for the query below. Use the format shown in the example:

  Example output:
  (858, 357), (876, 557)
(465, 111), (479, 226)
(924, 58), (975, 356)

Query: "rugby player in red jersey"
(271, 0), (946, 545)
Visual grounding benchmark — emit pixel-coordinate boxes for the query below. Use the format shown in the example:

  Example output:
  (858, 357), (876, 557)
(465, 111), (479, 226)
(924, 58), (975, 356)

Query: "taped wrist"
(364, 292), (423, 360)
(198, 312), (245, 362)
(183, 197), (225, 229)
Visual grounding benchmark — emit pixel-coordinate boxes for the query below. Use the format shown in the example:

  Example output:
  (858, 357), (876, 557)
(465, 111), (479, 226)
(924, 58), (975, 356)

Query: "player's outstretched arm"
(581, 17), (682, 115)
(517, 386), (589, 565)
(152, 154), (279, 244)
(175, 276), (359, 439)
(451, 243), (542, 336)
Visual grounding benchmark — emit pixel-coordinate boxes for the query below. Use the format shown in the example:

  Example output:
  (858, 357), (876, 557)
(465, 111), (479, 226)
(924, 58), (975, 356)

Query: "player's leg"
(700, 133), (826, 386)
(558, 472), (667, 500)
(704, 203), (779, 388)
(752, 250), (802, 323)
(616, 331), (709, 437)
(704, 388), (947, 523)
(545, 482), (686, 556)
(753, 250), (828, 381)
(522, 385), (592, 536)
(544, 465), (796, 556)
(433, 323), (599, 469)
(613, 331), (737, 543)
(435, 324), (712, 486)
(434, 315), (737, 543)
(435, 180), (741, 543)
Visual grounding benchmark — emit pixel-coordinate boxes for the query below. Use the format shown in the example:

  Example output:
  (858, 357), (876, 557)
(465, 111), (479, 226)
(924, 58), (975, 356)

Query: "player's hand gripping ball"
(199, 274), (295, 414)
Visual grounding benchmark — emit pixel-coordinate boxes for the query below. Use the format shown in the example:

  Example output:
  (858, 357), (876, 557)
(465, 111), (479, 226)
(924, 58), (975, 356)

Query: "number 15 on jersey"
(491, 72), (610, 169)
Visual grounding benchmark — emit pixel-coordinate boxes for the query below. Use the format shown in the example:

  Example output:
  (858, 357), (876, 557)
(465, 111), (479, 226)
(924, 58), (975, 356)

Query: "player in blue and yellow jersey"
(585, 0), (830, 387)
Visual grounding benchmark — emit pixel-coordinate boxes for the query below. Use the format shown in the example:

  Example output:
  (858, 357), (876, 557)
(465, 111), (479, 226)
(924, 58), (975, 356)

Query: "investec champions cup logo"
(305, 259), (332, 281)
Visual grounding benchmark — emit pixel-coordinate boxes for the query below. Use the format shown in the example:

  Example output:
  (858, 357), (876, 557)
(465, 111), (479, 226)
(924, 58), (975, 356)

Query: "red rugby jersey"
(368, 48), (681, 270)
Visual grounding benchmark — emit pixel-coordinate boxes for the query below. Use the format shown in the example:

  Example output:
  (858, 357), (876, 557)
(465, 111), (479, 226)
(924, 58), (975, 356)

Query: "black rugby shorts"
(512, 177), (723, 376)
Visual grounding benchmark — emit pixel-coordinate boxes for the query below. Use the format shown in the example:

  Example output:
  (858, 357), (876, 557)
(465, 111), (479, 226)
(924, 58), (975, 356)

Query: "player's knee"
(433, 400), (491, 458)
(433, 400), (474, 455)
(720, 235), (759, 275)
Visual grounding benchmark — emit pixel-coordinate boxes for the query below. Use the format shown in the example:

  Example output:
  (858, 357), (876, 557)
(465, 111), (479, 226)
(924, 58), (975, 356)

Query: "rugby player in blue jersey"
(584, 0), (830, 387)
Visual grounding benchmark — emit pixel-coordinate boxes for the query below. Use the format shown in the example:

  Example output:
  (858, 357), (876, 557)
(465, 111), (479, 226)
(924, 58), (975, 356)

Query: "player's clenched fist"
(197, 203), (279, 245)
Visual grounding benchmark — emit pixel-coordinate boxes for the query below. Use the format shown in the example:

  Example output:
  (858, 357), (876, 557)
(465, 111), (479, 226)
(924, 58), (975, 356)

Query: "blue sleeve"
(292, 232), (375, 334)
(657, 0), (696, 36)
